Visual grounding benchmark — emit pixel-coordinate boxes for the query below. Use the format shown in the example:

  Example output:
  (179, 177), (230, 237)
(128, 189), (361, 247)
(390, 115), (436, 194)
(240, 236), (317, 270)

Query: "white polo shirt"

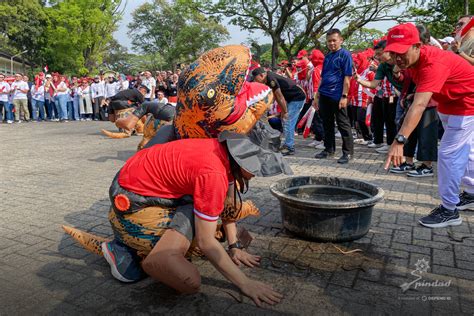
(0, 81), (10, 102)
(11, 80), (29, 100)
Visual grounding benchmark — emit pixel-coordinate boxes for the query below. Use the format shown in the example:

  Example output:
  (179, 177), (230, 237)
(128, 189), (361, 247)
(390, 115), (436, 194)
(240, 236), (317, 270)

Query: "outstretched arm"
(195, 216), (282, 307)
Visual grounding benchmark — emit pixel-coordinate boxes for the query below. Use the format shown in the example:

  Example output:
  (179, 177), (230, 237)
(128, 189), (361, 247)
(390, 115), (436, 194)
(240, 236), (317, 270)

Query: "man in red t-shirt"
(384, 23), (474, 228)
(104, 132), (291, 306)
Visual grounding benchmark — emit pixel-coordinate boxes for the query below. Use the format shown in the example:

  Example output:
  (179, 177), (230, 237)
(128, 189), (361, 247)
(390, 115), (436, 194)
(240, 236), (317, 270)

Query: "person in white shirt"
(0, 73), (12, 123)
(156, 91), (168, 104)
(55, 75), (69, 122)
(142, 71), (156, 101)
(119, 74), (129, 91)
(78, 80), (93, 120)
(31, 82), (45, 121)
(90, 75), (106, 121)
(11, 73), (30, 122)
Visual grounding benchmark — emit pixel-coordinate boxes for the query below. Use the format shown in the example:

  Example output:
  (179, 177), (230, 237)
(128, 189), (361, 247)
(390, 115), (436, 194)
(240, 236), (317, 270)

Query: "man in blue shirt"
(313, 29), (354, 164)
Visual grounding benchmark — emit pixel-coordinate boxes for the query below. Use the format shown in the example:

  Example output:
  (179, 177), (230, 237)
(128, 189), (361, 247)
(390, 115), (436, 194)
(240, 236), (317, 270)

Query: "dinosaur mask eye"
(207, 89), (215, 99)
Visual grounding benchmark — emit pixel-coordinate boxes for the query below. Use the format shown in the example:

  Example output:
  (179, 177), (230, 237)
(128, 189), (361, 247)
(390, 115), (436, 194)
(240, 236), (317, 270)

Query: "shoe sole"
(101, 242), (134, 283)
(407, 173), (434, 178)
(457, 202), (474, 211)
(418, 217), (462, 228)
(389, 169), (414, 174)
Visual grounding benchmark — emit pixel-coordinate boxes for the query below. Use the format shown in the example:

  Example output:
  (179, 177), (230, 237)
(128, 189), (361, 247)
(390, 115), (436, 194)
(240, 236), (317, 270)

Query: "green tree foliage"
(407, 0), (473, 38)
(43, 0), (125, 75)
(0, 0), (49, 63)
(193, 0), (403, 67)
(128, 0), (229, 69)
(343, 27), (385, 51)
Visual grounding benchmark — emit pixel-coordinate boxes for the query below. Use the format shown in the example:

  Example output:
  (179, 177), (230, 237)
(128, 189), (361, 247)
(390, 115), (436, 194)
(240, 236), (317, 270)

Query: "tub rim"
(269, 176), (384, 209)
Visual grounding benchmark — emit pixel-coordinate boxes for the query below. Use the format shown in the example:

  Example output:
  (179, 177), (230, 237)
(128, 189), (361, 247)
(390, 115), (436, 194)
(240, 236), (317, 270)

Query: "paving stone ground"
(1, 121), (473, 315)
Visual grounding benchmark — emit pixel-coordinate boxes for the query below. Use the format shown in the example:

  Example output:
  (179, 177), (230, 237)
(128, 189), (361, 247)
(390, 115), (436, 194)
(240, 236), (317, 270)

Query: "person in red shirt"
(384, 23), (474, 228)
(352, 52), (376, 145)
(103, 132), (291, 306)
(307, 49), (326, 148)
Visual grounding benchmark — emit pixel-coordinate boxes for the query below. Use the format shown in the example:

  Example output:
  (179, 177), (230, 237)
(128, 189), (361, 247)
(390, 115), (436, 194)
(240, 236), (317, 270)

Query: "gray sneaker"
(390, 162), (415, 174)
(418, 205), (462, 228)
(407, 164), (434, 178)
(457, 191), (474, 211)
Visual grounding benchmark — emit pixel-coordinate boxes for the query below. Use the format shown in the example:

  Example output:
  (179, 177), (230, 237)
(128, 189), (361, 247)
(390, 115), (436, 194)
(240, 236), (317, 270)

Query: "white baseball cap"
(439, 36), (454, 44)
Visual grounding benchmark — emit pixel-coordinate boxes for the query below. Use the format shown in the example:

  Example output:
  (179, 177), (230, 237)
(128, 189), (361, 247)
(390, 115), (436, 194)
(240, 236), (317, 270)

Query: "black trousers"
(403, 107), (438, 162)
(356, 107), (373, 141)
(319, 94), (354, 155)
(93, 97), (104, 120)
(372, 96), (397, 145)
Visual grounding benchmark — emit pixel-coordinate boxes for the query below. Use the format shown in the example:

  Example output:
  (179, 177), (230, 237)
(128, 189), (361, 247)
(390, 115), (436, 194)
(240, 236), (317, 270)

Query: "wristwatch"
(341, 94), (348, 98)
(395, 134), (408, 144)
(228, 241), (243, 251)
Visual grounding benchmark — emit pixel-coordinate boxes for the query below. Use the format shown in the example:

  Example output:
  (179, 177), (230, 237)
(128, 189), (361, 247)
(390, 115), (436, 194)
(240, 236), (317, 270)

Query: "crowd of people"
(0, 70), (181, 124)
(252, 15), (473, 229)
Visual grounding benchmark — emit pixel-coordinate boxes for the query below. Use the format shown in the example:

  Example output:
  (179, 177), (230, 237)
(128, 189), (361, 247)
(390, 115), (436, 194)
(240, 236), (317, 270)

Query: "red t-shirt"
(118, 138), (232, 221)
(410, 46), (474, 116)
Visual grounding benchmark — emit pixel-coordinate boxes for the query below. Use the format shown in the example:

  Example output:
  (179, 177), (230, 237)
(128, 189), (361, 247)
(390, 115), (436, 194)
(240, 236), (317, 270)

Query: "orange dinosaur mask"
(174, 45), (273, 139)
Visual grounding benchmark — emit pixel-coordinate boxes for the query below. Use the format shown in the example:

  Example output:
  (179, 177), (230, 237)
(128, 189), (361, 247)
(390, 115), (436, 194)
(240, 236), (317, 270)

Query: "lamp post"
(10, 50), (28, 75)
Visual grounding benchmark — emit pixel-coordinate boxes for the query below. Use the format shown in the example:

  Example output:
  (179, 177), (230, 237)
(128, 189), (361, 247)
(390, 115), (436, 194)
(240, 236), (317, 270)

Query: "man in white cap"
(439, 36), (454, 50)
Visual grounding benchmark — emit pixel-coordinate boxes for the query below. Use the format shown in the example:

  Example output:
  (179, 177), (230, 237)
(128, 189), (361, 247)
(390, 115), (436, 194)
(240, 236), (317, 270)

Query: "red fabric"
(410, 46), (474, 116)
(400, 70), (437, 108)
(297, 50), (308, 59)
(296, 59), (309, 81)
(385, 23), (421, 54)
(118, 138), (232, 220)
(310, 50), (324, 67)
(355, 70), (375, 108)
(311, 65), (321, 93)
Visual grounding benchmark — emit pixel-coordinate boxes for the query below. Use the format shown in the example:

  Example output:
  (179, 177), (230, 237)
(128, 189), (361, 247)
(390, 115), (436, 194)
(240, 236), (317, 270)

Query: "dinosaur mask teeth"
(246, 86), (272, 107)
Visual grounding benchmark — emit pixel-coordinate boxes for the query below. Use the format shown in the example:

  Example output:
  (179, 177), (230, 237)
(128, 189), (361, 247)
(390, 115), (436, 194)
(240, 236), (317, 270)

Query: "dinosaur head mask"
(174, 45), (273, 139)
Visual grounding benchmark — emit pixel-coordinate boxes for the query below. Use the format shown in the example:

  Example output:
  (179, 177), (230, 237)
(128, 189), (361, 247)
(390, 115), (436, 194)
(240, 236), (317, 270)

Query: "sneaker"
(308, 140), (323, 147)
(368, 142), (382, 148)
(7, 120), (13, 124)
(407, 164), (434, 177)
(17, 120), (22, 124)
(337, 154), (352, 164)
(457, 191), (474, 211)
(315, 150), (335, 159)
(280, 147), (295, 156)
(101, 240), (145, 283)
(375, 145), (390, 154)
(315, 143), (326, 150)
(390, 162), (415, 174)
(418, 205), (462, 228)
(354, 139), (369, 145)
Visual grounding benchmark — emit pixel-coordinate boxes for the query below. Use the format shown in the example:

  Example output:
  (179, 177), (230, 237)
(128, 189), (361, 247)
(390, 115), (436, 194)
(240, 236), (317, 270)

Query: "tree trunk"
(465, 0), (469, 15)
(271, 36), (279, 69)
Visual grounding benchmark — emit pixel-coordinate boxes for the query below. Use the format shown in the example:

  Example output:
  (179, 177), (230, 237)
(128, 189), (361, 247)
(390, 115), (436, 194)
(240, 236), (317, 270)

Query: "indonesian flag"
(44, 65), (49, 73)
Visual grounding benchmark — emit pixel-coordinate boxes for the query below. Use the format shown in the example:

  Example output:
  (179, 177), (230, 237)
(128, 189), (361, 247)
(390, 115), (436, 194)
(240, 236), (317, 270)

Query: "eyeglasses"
(455, 21), (466, 29)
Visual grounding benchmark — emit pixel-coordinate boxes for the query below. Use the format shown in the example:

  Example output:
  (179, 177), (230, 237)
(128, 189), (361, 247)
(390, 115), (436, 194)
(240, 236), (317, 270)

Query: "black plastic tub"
(269, 176), (384, 242)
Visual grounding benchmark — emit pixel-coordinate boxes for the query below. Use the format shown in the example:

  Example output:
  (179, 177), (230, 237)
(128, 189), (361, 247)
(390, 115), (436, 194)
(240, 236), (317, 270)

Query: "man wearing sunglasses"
(384, 23), (474, 228)
(451, 15), (474, 65)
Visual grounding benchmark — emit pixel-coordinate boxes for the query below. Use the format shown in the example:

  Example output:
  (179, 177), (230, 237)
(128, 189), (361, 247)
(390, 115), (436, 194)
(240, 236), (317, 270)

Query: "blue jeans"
(283, 99), (305, 150)
(56, 94), (68, 120)
(0, 100), (12, 121)
(73, 96), (80, 120)
(67, 101), (74, 120)
(31, 99), (45, 121)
